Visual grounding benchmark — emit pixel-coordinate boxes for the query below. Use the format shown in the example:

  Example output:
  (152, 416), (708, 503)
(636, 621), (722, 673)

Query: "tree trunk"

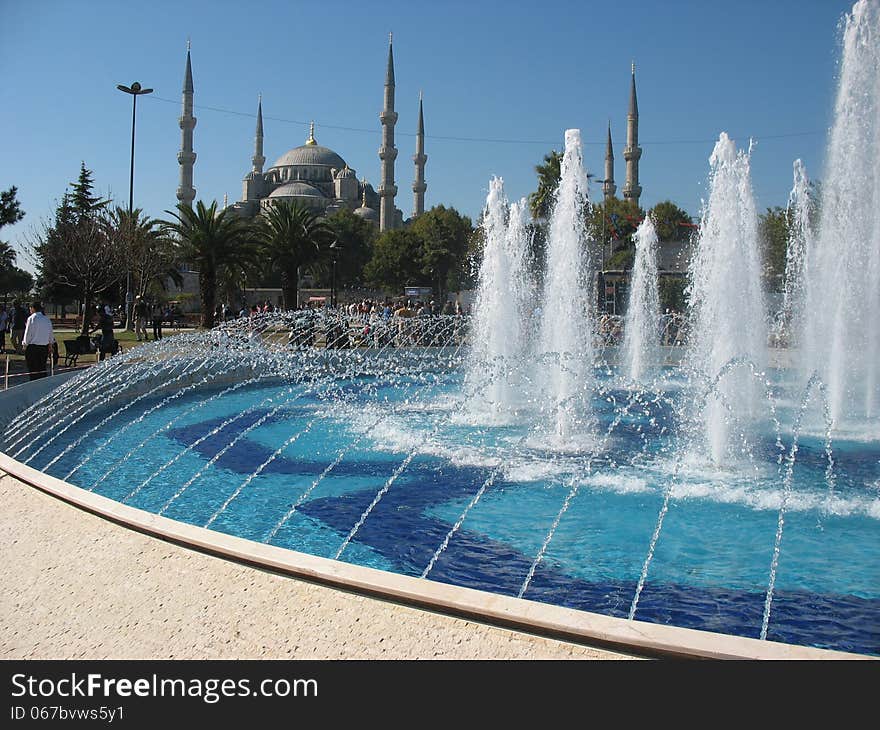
(200, 267), (216, 329)
(280, 267), (296, 312)
(80, 295), (93, 336)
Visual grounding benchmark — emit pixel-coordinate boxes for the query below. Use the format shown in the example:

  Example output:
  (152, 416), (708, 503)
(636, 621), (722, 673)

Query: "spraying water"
(622, 215), (661, 382)
(777, 159), (815, 349)
(466, 177), (533, 419)
(801, 0), (880, 427)
(686, 133), (768, 464)
(537, 129), (594, 440)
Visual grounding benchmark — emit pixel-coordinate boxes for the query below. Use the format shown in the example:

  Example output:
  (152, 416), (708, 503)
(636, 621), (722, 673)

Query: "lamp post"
(117, 81), (153, 330)
(592, 178), (611, 271)
(589, 178), (611, 314)
(329, 240), (342, 309)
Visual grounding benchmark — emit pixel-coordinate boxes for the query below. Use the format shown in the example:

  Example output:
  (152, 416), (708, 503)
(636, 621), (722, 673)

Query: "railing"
(215, 310), (699, 353)
(3, 351), (97, 390)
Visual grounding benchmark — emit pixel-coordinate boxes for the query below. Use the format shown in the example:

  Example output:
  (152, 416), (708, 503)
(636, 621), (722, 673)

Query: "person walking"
(10, 300), (27, 354)
(0, 303), (7, 353)
(133, 296), (149, 342)
(22, 300), (55, 380)
(151, 300), (164, 341)
(89, 305), (116, 361)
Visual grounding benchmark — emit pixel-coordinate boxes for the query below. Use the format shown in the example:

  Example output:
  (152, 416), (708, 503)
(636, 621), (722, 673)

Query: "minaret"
(378, 33), (398, 232)
(252, 94), (265, 174)
(412, 92), (427, 218)
(176, 41), (197, 207)
(622, 62), (642, 206)
(603, 121), (616, 199)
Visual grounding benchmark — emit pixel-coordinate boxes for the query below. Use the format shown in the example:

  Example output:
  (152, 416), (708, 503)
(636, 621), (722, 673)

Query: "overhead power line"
(145, 94), (825, 148)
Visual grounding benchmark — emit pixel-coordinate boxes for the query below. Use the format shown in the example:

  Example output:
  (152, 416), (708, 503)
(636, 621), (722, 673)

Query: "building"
(176, 36), (427, 232)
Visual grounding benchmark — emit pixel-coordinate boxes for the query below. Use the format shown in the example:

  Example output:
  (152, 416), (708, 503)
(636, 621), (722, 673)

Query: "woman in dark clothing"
(89, 306), (116, 361)
(151, 301), (164, 340)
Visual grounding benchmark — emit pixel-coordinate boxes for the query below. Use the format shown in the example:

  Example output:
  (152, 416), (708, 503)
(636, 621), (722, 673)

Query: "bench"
(62, 337), (97, 367)
(63, 336), (125, 366)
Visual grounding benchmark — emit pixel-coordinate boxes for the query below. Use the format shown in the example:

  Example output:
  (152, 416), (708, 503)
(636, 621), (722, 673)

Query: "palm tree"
(104, 206), (181, 304)
(256, 200), (333, 310)
(528, 150), (563, 221)
(161, 201), (255, 328)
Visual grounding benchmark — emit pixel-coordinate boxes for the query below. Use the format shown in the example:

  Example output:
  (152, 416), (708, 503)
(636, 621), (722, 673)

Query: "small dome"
(353, 205), (379, 221)
(268, 182), (326, 199)
(335, 165), (356, 179)
(271, 144), (346, 170)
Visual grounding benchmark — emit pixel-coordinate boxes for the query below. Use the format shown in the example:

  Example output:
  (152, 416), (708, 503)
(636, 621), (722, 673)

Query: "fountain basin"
(0, 440), (863, 660)
(2, 349), (876, 660)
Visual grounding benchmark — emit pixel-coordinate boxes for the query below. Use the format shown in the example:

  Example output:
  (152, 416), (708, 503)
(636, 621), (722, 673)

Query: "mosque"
(175, 36), (424, 232)
(173, 39), (642, 231)
(169, 38), (644, 310)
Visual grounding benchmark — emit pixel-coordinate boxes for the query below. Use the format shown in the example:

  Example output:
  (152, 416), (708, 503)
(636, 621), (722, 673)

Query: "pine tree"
(70, 162), (107, 221)
(31, 164), (123, 333)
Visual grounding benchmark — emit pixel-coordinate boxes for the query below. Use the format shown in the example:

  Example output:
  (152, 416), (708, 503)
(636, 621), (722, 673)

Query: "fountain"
(800, 0), (880, 429)
(775, 159), (815, 349)
(465, 176), (532, 421)
(536, 129), (595, 442)
(684, 132), (768, 466)
(622, 215), (661, 383)
(1, 0), (878, 659)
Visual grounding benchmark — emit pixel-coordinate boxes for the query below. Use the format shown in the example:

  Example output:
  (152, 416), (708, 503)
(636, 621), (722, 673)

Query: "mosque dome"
(335, 165), (357, 179)
(271, 144), (347, 171)
(267, 181), (326, 200)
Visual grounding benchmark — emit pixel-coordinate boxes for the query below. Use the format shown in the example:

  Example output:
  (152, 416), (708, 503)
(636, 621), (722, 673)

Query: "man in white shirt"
(22, 300), (55, 381)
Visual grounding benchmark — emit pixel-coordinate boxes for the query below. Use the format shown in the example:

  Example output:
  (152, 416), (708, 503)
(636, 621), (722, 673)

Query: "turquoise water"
(20, 368), (880, 655)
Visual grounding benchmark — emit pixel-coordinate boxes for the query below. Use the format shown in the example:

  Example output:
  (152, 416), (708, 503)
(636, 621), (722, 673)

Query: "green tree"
(649, 200), (693, 242)
(528, 150), (562, 221)
(30, 166), (121, 333)
(255, 200), (333, 310)
(162, 201), (256, 328)
(0, 266), (33, 300)
(0, 186), (31, 302)
(589, 196), (644, 269)
(1, 186), (25, 231)
(759, 206), (789, 292)
(363, 229), (424, 294)
(104, 206), (182, 301)
(323, 208), (376, 290)
(409, 205), (473, 298)
(0, 240), (16, 272)
(659, 275), (687, 313)
(70, 163), (107, 220)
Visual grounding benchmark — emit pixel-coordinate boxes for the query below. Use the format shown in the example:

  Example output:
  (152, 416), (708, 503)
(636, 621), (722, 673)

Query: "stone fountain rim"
(0, 374), (868, 661)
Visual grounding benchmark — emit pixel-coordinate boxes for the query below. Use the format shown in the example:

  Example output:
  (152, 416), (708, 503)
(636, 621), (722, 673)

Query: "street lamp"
(117, 81), (153, 330)
(592, 178), (611, 270)
(329, 239), (343, 309)
(592, 178), (611, 314)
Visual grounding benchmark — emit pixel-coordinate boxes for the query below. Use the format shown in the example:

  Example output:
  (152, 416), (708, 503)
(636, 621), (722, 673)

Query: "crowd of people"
(279, 297), (469, 349)
(133, 297), (184, 341)
(1, 292), (695, 383)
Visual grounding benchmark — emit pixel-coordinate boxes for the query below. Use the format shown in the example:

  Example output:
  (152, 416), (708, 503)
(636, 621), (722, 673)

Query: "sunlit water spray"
(686, 132), (768, 465)
(465, 176), (533, 420)
(536, 128), (595, 443)
(622, 215), (661, 382)
(775, 159), (815, 348)
(801, 0), (880, 428)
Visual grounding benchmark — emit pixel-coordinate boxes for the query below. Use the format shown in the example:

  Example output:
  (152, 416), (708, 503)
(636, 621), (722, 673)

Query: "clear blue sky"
(0, 0), (857, 274)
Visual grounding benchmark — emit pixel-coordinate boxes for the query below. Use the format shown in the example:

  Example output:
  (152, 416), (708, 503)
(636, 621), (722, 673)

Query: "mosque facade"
(174, 41), (642, 233)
